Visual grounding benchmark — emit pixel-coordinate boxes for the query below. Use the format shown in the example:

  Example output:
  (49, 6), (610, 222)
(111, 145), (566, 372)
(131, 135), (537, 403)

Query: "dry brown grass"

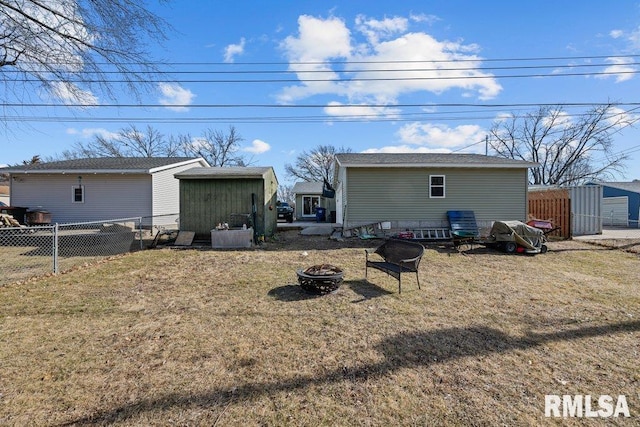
(1, 231), (639, 426)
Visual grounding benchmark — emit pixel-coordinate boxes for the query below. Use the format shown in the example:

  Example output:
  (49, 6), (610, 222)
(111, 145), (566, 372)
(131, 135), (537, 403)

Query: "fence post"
(139, 217), (143, 250)
(53, 223), (59, 274)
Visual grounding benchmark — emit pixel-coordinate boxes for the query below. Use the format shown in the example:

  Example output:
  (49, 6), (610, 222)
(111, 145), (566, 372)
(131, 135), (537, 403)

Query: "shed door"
(603, 196), (628, 226)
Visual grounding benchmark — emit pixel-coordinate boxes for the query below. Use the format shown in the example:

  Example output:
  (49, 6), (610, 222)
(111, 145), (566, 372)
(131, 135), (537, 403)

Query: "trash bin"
(315, 207), (326, 222)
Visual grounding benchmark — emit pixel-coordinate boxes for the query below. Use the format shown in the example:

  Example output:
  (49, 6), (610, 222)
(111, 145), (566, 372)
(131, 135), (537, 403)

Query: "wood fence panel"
(528, 189), (571, 238)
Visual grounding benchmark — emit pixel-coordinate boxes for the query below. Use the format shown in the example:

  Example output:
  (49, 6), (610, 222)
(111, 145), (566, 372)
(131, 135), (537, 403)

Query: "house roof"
(335, 153), (538, 168)
(598, 181), (640, 194)
(174, 166), (275, 180)
(292, 181), (323, 194)
(0, 157), (208, 174)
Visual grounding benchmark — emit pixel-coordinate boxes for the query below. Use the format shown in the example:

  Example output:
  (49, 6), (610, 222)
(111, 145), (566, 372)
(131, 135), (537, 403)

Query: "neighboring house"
(1, 157), (209, 226)
(333, 153), (538, 232)
(174, 166), (278, 240)
(291, 181), (336, 222)
(0, 183), (9, 206)
(597, 181), (640, 228)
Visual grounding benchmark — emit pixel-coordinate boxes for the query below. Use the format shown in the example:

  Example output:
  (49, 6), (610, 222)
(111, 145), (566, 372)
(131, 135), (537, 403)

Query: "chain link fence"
(0, 217), (145, 286)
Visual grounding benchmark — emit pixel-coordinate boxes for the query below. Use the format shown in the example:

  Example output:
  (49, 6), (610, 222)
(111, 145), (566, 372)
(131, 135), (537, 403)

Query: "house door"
(302, 196), (320, 217)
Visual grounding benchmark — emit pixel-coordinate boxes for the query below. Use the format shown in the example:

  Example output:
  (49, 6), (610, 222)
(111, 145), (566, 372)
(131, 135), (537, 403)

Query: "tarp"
(488, 220), (545, 251)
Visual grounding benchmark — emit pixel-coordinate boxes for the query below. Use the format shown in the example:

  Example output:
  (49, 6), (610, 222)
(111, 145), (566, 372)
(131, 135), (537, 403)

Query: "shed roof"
(599, 181), (640, 194)
(335, 153), (537, 168)
(292, 181), (323, 194)
(175, 166), (274, 180)
(0, 157), (208, 174)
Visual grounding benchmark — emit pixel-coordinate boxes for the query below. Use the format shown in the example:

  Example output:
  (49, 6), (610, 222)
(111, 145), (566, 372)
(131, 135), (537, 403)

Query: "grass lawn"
(1, 232), (639, 426)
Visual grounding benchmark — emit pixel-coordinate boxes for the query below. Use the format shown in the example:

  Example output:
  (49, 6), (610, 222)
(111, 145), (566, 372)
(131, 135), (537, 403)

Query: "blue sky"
(3, 1), (640, 184)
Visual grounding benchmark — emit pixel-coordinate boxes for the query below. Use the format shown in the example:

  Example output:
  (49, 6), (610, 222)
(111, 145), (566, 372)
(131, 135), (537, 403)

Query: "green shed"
(174, 167), (279, 240)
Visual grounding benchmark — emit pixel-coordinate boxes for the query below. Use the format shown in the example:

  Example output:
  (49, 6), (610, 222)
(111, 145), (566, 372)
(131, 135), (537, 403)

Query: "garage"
(603, 196), (628, 226)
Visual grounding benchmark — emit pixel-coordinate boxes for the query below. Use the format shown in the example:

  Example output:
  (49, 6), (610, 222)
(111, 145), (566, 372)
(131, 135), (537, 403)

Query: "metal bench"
(365, 239), (424, 293)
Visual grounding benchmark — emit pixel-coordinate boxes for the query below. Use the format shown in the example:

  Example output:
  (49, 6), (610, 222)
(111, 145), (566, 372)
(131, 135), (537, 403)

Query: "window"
(72, 185), (84, 203)
(302, 195), (320, 216)
(429, 175), (445, 198)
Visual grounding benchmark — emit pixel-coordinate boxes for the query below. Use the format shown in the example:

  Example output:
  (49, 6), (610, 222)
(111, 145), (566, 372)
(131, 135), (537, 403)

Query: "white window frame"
(429, 175), (445, 198)
(72, 185), (85, 203)
(302, 195), (320, 216)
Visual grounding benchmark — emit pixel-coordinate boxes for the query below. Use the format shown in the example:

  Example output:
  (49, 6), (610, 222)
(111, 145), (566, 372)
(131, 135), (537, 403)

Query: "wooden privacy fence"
(528, 189), (571, 238)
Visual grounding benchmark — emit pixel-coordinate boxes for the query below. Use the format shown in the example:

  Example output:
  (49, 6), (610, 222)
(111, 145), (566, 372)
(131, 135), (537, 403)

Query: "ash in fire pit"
(296, 264), (344, 294)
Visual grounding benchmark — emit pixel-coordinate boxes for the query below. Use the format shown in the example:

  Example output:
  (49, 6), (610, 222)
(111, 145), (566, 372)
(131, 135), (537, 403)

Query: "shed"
(598, 181), (640, 228)
(0, 157), (208, 226)
(174, 167), (279, 240)
(333, 153), (537, 233)
(291, 181), (336, 222)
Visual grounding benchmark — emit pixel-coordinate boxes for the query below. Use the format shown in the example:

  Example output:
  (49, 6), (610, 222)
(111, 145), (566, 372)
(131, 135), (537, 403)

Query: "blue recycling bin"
(315, 207), (326, 222)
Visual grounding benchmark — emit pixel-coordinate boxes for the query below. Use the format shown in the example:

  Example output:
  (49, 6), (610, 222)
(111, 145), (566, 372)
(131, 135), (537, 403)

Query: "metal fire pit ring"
(296, 264), (344, 294)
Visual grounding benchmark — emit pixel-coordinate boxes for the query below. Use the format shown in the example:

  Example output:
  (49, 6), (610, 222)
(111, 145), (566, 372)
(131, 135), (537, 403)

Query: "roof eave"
(148, 158), (209, 173)
(336, 162), (539, 169)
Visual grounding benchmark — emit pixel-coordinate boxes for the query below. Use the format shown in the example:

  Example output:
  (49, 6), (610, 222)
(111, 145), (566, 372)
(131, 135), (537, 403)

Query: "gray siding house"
(291, 181), (336, 222)
(2, 157), (208, 226)
(334, 153), (537, 232)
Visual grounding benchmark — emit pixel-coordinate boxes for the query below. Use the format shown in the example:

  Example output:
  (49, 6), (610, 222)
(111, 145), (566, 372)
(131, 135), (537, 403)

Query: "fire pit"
(296, 264), (344, 294)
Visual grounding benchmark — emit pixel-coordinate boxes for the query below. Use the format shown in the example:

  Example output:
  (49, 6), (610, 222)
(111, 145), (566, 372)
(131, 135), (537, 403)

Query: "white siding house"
(2, 157), (209, 226)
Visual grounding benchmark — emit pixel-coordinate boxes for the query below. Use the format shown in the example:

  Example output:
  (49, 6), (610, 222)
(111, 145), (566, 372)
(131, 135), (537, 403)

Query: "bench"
(365, 239), (424, 293)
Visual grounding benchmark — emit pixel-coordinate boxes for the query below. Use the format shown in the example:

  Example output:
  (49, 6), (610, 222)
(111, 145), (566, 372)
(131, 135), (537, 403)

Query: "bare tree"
(285, 145), (352, 183)
(277, 184), (294, 204)
(180, 126), (249, 167)
(0, 0), (168, 104)
(60, 125), (181, 158)
(488, 104), (634, 186)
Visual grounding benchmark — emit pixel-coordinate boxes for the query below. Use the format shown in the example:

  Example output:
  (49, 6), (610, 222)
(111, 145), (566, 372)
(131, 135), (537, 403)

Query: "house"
(598, 181), (640, 228)
(0, 183), (9, 206)
(1, 157), (209, 226)
(174, 166), (278, 240)
(333, 153), (538, 232)
(291, 181), (336, 222)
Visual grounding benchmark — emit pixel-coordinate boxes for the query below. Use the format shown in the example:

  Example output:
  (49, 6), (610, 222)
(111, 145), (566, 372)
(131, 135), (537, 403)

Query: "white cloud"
(51, 81), (98, 106)
(243, 139), (271, 154)
(355, 14), (408, 44)
(281, 15), (352, 61)
(409, 13), (440, 25)
(277, 14), (502, 106)
(362, 145), (451, 154)
(397, 122), (486, 149)
(323, 101), (401, 119)
(596, 57), (636, 83)
(67, 127), (118, 139)
(224, 38), (246, 63)
(610, 29), (624, 39)
(158, 83), (195, 112)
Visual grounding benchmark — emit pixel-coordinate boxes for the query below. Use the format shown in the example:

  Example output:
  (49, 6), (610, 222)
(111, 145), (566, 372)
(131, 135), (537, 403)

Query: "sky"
(2, 1), (640, 185)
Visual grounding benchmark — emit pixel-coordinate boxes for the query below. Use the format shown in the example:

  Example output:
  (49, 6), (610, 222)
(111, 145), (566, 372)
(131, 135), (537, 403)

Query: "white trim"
(72, 185), (85, 203)
(429, 175), (446, 198)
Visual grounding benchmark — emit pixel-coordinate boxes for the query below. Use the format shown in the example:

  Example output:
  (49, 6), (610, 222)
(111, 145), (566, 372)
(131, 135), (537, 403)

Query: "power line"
(4, 101), (640, 109)
(5, 60), (639, 75)
(22, 53), (640, 67)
